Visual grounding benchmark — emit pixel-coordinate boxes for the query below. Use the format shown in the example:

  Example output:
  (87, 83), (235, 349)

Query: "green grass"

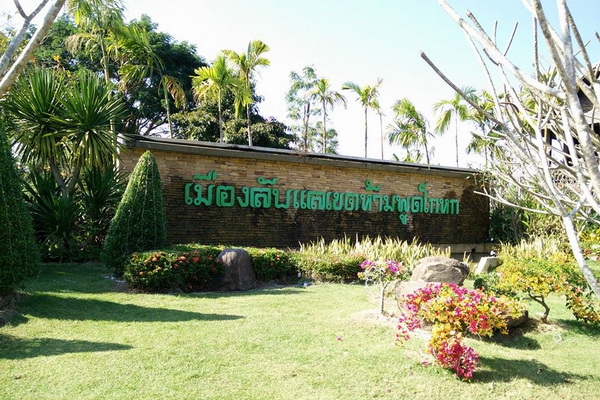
(1, 264), (599, 400)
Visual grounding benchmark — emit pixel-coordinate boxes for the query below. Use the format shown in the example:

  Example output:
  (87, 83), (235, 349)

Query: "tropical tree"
(466, 90), (500, 168)
(5, 68), (126, 198)
(388, 98), (435, 164)
(342, 78), (383, 157)
(286, 65), (320, 151)
(433, 86), (477, 167)
(308, 78), (346, 154)
(192, 54), (250, 143)
(223, 40), (270, 146)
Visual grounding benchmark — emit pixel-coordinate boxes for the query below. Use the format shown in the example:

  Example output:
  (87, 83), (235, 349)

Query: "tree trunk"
(364, 107), (368, 158)
(0, 0), (67, 99)
(218, 93), (224, 143)
(246, 104), (253, 146)
(454, 114), (459, 167)
(379, 113), (384, 160)
(322, 100), (327, 153)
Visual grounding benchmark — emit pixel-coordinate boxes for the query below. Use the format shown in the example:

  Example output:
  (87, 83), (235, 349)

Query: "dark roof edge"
(120, 134), (480, 178)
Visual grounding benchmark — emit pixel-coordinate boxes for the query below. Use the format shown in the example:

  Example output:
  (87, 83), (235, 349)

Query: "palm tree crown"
(192, 54), (250, 143)
(223, 40), (270, 146)
(433, 86), (477, 167)
(388, 98), (433, 164)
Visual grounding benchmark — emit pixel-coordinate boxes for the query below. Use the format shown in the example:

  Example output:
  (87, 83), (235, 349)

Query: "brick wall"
(120, 136), (489, 248)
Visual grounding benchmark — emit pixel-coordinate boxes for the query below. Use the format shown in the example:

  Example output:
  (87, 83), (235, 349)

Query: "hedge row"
(123, 245), (365, 292)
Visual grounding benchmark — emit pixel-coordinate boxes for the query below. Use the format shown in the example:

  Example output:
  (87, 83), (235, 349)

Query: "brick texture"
(120, 137), (489, 248)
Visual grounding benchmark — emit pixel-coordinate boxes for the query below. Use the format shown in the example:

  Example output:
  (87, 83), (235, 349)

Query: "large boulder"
(410, 256), (469, 285)
(217, 249), (256, 291)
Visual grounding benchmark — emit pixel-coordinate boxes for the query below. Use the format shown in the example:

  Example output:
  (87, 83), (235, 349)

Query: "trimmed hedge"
(102, 151), (166, 276)
(291, 252), (364, 283)
(0, 129), (40, 295)
(245, 247), (294, 282)
(124, 246), (224, 292)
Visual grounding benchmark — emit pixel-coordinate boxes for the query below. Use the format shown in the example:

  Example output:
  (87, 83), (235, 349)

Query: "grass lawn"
(1, 263), (599, 400)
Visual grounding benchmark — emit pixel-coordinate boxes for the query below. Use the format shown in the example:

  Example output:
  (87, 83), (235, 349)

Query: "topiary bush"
(0, 129), (40, 295)
(102, 151), (166, 276)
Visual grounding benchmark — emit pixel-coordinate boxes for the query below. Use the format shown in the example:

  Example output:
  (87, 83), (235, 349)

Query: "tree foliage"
(102, 150), (166, 276)
(0, 125), (40, 295)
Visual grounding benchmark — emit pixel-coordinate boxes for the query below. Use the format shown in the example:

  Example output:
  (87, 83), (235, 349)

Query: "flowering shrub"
(397, 283), (523, 381)
(124, 246), (223, 292)
(245, 248), (293, 281)
(359, 259), (407, 315)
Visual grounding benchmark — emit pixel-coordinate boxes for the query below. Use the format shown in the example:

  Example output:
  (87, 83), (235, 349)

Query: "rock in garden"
(217, 248), (256, 291)
(410, 256), (469, 285)
(474, 256), (499, 275)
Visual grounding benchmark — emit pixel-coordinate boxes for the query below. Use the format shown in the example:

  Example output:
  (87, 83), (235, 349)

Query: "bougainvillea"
(359, 259), (407, 315)
(397, 283), (523, 380)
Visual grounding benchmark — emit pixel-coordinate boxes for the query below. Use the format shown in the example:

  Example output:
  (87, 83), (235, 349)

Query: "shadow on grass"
(11, 293), (243, 325)
(556, 318), (600, 336)
(0, 334), (132, 360)
(483, 333), (542, 350)
(477, 356), (593, 385)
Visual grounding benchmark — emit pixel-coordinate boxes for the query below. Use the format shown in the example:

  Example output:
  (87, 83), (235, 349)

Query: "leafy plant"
(245, 247), (293, 282)
(496, 238), (599, 323)
(102, 151), (166, 276)
(291, 252), (363, 282)
(0, 128), (40, 294)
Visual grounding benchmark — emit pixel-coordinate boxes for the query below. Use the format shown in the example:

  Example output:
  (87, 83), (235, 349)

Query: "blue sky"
(4, 1), (600, 167)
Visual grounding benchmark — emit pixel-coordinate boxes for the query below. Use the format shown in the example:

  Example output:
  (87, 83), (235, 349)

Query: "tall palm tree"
(466, 90), (499, 168)
(223, 40), (270, 146)
(388, 98), (434, 165)
(342, 78), (383, 158)
(433, 86), (477, 167)
(192, 54), (250, 143)
(286, 66), (320, 152)
(308, 78), (347, 154)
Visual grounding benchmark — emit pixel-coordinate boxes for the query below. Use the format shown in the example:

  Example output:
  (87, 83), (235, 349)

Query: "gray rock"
(410, 256), (469, 285)
(475, 256), (499, 275)
(217, 248), (256, 291)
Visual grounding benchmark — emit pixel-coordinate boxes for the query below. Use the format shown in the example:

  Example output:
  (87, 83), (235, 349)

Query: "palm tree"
(342, 78), (383, 158)
(286, 66), (320, 152)
(308, 78), (347, 154)
(466, 90), (502, 168)
(223, 40), (270, 146)
(433, 86), (477, 167)
(388, 98), (434, 165)
(192, 54), (250, 143)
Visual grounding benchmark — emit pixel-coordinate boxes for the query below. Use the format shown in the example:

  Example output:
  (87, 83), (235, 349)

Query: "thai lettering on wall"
(183, 171), (460, 225)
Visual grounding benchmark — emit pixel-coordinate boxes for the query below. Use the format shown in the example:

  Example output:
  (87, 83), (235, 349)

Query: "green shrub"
(291, 252), (363, 282)
(496, 238), (598, 323)
(102, 151), (166, 276)
(246, 247), (294, 281)
(124, 246), (224, 292)
(0, 129), (40, 295)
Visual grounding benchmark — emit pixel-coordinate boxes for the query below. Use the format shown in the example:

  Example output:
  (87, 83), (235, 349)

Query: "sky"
(3, 0), (600, 167)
